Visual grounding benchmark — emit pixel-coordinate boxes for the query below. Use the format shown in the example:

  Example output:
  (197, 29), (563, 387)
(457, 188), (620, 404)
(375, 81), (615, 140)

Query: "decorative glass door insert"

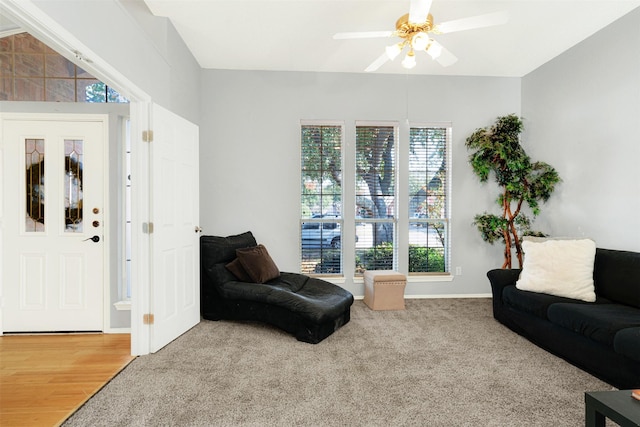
(25, 138), (45, 232)
(64, 139), (83, 232)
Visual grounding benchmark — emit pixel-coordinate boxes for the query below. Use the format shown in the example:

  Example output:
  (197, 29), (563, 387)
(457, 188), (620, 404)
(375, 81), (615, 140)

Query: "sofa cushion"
(236, 244), (280, 283)
(547, 303), (640, 346)
(516, 238), (596, 302)
(613, 327), (640, 362)
(225, 258), (253, 282)
(502, 285), (609, 320)
(594, 248), (640, 308)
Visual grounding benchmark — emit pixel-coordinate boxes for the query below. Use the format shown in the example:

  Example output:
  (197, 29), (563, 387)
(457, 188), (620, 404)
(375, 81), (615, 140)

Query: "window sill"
(354, 274), (454, 283)
(114, 300), (131, 311)
(407, 274), (454, 283)
(309, 273), (454, 285)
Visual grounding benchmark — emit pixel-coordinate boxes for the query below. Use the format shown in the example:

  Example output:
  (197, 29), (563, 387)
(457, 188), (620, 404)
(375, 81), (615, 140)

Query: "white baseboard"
(354, 293), (491, 300)
(405, 293), (492, 299)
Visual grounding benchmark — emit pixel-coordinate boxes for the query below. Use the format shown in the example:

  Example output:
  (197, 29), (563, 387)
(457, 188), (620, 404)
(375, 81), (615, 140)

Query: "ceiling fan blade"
(429, 40), (458, 67)
(365, 52), (390, 72)
(436, 10), (509, 34)
(333, 31), (394, 40)
(409, 0), (433, 24)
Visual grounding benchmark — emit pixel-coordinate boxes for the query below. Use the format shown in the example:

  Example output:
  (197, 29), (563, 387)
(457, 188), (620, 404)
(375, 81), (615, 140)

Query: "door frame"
(1, 112), (109, 332)
(0, 0), (154, 355)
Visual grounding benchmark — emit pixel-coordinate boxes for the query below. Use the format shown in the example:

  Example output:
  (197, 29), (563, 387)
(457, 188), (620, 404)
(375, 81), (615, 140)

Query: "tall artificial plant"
(465, 114), (561, 269)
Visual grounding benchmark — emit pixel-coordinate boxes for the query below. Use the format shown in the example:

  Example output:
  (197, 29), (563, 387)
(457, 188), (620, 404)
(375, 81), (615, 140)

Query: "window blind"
(408, 126), (450, 273)
(300, 124), (343, 275)
(355, 125), (397, 273)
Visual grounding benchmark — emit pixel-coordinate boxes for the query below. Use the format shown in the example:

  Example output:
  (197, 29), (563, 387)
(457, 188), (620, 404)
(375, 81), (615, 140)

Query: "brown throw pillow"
(235, 244), (280, 283)
(225, 258), (253, 282)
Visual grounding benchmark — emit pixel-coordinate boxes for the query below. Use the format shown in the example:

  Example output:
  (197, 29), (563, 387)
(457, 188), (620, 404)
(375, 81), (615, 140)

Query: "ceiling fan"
(333, 0), (508, 72)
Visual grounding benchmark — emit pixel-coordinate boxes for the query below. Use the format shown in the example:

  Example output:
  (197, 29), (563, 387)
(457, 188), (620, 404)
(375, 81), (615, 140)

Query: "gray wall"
(199, 70), (521, 296)
(11, 1), (639, 303)
(522, 7), (640, 252)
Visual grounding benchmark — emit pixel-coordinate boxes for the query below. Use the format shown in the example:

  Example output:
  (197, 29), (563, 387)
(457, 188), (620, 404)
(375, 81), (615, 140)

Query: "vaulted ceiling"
(143, 0), (640, 77)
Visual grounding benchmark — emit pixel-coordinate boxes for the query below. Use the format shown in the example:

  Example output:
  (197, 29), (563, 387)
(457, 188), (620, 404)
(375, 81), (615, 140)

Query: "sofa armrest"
(487, 267), (520, 301)
(487, 268), (521, 320)
(487, 269), (521, 295)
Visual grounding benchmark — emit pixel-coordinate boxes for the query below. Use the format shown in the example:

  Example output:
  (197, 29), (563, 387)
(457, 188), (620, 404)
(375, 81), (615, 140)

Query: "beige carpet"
(63, 299), (613, 426)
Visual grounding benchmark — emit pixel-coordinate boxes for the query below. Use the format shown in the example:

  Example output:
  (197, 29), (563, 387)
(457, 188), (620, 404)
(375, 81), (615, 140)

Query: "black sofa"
(200, 232), (354, 344)
(488, 248), (640, 389)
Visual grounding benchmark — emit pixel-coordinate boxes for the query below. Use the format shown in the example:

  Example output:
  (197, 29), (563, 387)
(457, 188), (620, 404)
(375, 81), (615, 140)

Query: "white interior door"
(149, 104), (200, 352)
(2, 114), (106, 332)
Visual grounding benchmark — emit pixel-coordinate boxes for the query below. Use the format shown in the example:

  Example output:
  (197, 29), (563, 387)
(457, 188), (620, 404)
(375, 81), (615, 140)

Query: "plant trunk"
(502, 227), (512, 269)
(511, 221), (524, 268)
(511, 198), (525, 268)
(502, 190), (512, 269)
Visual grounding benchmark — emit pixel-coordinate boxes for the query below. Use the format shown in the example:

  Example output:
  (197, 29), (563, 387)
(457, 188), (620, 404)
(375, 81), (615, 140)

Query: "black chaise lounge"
(200, 231), (354, 344)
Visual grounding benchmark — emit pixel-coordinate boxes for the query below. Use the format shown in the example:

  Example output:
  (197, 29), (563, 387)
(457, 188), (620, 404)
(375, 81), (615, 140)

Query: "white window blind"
(355, 124), (397, 273)
(408, 125), (450, 273)
(300, 124), (343, 274)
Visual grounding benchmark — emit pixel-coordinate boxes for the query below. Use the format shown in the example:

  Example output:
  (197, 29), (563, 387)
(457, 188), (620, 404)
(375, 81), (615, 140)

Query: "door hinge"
(143, 313), (155, 325)
(143, 222), (154, 234)
(142, 130), (154, 142)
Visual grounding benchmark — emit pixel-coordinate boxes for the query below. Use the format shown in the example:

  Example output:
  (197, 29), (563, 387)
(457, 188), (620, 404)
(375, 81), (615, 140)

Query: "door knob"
(83, 235), (100, 242)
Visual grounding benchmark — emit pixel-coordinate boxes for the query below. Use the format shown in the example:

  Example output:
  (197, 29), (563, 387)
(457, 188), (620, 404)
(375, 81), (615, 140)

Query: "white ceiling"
(143, 0), (640, 77)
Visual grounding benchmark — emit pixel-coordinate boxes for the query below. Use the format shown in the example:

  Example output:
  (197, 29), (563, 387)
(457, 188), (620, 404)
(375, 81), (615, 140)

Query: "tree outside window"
(300, 121), (450, 276)
(300, 124), (343, 274)
(355, 125), (396, 273)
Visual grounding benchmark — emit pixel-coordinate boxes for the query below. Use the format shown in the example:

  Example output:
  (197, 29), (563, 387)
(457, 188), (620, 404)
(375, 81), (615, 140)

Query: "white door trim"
(129, 101), (152, 356)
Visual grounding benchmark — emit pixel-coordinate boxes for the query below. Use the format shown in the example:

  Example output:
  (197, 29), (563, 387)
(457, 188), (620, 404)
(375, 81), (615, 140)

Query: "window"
(355, 124), (396, 273)
(408, 125), (450, 273)
(0, 32), (128, 103)
(300, 123), (343, 274)
(300, 121), (451, 277)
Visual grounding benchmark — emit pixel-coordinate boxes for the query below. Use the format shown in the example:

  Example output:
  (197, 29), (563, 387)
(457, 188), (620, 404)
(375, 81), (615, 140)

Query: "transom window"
(0, 32), (128, 103)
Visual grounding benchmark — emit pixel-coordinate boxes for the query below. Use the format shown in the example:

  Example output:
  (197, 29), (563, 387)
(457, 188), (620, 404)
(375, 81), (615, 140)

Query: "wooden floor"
(0, 333), (135, 427)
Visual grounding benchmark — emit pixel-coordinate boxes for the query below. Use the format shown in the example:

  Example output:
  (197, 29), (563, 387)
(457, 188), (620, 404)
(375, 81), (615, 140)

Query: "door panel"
(149, 104), (200, 352)
(2, 115), (106, 332)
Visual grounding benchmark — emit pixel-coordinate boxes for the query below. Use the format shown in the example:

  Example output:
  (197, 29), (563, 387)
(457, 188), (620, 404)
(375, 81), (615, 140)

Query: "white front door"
(2, 114), (107, 332)
(149, 104), (200, 352)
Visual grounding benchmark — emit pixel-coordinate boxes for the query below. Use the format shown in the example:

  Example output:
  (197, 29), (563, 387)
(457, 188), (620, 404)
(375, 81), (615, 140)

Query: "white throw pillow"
(516, 238), (596, 302)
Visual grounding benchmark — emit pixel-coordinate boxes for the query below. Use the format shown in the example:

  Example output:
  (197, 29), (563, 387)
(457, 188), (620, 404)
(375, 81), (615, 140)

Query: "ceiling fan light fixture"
(411, 32), (430, 51)
(401, 50), (416, 69)
(426, 42), (442, 59)
(385, 43), (403, 60)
